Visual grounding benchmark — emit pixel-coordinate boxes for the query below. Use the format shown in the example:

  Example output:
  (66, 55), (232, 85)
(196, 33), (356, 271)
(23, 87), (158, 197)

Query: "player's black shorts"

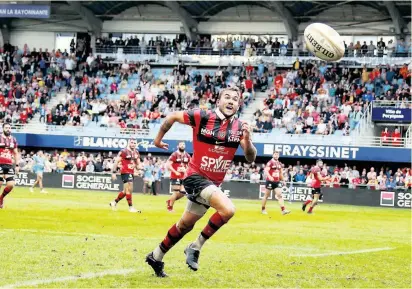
(265, 180), (282, 190)
(170, 178), (183, 186)
(121, 173), (134, 183)
(0, 164), (15, 182)
(183, 174), (213, 207)
(312, 187), (323, 200)
(312, 187), (321, 195)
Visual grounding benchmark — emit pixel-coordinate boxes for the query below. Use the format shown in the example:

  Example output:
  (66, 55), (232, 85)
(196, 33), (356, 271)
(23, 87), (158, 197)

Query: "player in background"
(261, 151), (290, 215)
(110, 139), (141, 213)
(302, 159), (327, 214)
(143, 160), (154, 195)
(0, 123), (20, 209)
(30, 150), (47, 193)
(145, 87), (257, 277)
(166, 142), (191, 212)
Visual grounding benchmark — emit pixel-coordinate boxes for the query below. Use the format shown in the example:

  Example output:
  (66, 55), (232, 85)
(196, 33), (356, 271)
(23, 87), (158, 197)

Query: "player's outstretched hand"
(154, 141), (169, 150)
(242, 122), (252, 141)
(111, 173), (117, 181)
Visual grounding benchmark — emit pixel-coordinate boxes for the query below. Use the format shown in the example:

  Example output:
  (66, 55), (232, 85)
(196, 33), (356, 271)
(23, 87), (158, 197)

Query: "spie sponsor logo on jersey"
(200, 156), (232, 173)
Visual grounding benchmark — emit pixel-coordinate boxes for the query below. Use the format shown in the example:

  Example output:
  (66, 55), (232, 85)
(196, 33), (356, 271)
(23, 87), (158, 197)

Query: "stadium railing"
(372, 100), (412, 108)
(353, 102), (373, 138)
(98, 48), (411, 67)
(11, 123), (411, 148)
(96, 46), (411, 58)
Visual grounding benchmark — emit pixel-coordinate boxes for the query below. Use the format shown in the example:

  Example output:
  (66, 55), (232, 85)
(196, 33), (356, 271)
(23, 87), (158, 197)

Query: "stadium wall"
(15, 172), (411, 209)
(100, 20), (409, 36)
(9, 31), (55, 50)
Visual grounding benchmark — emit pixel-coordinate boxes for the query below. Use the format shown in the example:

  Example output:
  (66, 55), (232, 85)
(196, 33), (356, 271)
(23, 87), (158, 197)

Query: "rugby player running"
(302, 159), (327, 214)
(146, 87), (257, 277)
(110, 139), (141, 213)
(0, 123), (20, 209)
(166, 141), (191, 212)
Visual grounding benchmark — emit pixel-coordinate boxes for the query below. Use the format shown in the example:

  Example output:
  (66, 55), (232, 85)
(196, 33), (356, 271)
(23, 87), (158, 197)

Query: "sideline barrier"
(16, 172), (410, 209)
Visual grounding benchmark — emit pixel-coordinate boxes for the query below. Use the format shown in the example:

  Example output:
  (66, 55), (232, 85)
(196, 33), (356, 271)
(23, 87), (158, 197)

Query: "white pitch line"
(2, 229), (158, 240)
(291, 247), (395, 257)
(0, 268), (136, 288)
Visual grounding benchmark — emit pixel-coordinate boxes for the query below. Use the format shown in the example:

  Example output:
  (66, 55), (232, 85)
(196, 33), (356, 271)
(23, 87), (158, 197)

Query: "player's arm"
(134, 157), (142, 176)
(240, 122), (257, 163)
(13, 148), (20, 174)
(154, 111), (187, 150)
(166, 159), (180, 177)
(111, 153), (121, 180)
(264, 164), (274, 181)
(279, 168), (286, 184)
(317, 172), (327, 181)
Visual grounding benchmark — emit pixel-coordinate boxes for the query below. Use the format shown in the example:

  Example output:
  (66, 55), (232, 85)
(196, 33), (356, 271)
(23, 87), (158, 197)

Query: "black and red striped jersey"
(168, 151), (191, 179)
(183, 108), (244, 185)
(266, 159), (283, 182)
(119, 148), (140, 174)
(0, 134), (17, 165)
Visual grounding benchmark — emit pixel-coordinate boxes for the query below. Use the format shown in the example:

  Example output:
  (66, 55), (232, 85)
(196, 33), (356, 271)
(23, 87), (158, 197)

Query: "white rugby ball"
(304, 23), (345, 62)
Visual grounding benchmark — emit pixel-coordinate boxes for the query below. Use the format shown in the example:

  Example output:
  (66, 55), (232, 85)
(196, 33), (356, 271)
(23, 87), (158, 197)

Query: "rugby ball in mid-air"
(304, 23), (345, 62)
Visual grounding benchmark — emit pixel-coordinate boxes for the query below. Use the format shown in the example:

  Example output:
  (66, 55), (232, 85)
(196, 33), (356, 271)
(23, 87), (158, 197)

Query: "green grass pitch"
(0, 187), (410, 288)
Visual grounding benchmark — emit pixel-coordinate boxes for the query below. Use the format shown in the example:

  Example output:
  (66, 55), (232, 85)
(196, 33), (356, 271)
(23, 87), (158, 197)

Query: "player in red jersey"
(109, 139), (141, 213)
(0, 123), (20, 209)
(261, 151), (290, 215)
(166, 142), (191, 212)
(145, 87), (257, 277)
(302, 159), (327, 214)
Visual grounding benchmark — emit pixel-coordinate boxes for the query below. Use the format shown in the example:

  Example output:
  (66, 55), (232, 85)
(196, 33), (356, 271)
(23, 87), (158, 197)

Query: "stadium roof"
(1, 1), (410, 39)
(76, 1), (411, 22)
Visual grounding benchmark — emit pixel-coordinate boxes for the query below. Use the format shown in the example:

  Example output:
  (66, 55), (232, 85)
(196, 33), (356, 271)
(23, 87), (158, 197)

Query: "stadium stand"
(3, 40), (409, 139)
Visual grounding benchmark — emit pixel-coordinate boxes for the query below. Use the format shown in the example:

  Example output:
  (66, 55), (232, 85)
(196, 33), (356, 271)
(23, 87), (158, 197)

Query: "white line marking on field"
(0, 268), (136, 288)
(291, 247), (395, 257)
(2, 229), (158, 240)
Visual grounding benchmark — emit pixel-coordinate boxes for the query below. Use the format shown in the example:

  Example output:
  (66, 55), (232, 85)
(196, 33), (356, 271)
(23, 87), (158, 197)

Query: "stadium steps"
(29, 92), (68, 126)
(239, 92), (267, 122)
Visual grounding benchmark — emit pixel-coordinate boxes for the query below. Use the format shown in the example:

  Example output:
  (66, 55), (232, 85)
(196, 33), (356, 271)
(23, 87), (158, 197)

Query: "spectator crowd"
(0, 39), (410, 140)
(18, 149), (412, 190)
(96, 35), (412, 58)
(252, 60), (410, 135)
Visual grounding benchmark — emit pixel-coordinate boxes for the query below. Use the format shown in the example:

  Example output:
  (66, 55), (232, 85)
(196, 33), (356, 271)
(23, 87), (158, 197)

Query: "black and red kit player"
(166, 142), (191, 212)
(110, 139), (141, 213)
(261, 151), (290, 215)
(302, 159), (327, 214)
(145, 87), (257, 277)
(0, 123), (20, 209)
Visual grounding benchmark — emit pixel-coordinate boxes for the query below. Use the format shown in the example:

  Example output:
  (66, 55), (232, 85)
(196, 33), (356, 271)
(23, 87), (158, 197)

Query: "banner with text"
(372, 107), (411, 123)
(13, 133), (411, 163)
(16, 172), (410, 209)
(0, 4), (50, 18)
